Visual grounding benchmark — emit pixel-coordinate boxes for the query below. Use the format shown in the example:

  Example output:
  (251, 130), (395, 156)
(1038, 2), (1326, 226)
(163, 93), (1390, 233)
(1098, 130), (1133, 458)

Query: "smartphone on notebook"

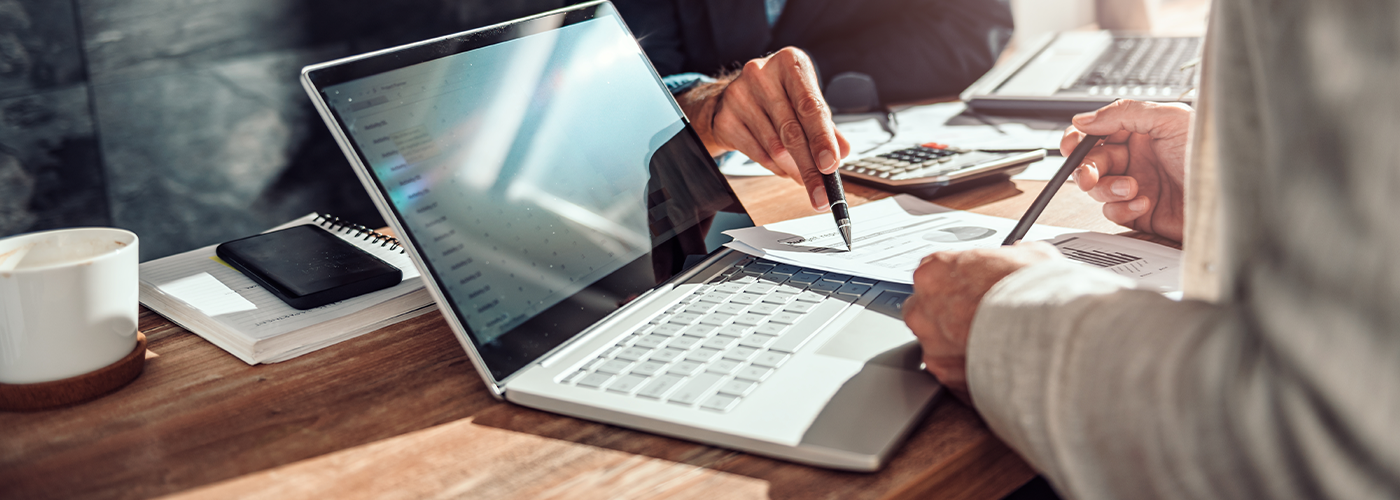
(216, 225), (402, 309)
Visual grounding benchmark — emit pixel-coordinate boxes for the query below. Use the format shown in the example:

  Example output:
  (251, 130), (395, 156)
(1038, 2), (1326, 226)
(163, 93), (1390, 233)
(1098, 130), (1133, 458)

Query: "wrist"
(677, 74), (736, 155)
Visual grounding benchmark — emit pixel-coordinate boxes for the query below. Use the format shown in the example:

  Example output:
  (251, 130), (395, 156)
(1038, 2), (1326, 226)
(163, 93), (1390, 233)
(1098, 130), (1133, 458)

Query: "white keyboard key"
(600, 346), (622, 358)
(668, 360), (704, 376)
(685, 302), (719, 314)
(697, 313), (732, 327)
(752, 351), (790, 368)
(597, 359), (633, 374)
(615, 347), (653, 361)
(633, 334), (667, 349)
(747, 303), (782, 315)
(733, 314), (767, 326)
(715, 283), (746, 294)
(670, 312), (703, 325)
(668, 373), (725, 405)
(681, 324), (718, 337)
(715, 303), (747, 315)
(706, 358), (743, 374)
(701, 393), (742, 412)
(699, 292), (731, 303)
(761, 293), (795, 305)
(581, 357), (606, 371)
(746, 283), (777, 294)
(668, 336), (702, 350)
(718, 378), (758, 397)
(631, 360), (667, 376)
(577, 371), (614, 388)
(701, 336), (739, 350)
(729, 293), (762, 305)
(784, 301), (818, 313)
(795, 291), (826, 303)
(607, 373), (650, 394)
(637, 374), (685, 399)
(650, 348), (686, 363)
(685, 348), (723, 363)
(755, 323), (787, 336)
(651, 323), (685, 336)
(808, 281), (841, 293)
(724, 345), (760, 361)
(739, 334), (777, 348)
(769, 312), (803, 325)
(735, 365), (774, 382)
(716, 325), (751, 337)
(560, 370), (586, 384)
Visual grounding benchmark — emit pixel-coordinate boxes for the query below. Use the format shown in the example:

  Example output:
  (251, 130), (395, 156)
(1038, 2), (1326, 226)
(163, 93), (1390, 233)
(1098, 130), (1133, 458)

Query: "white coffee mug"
(0, 228), (139, 384)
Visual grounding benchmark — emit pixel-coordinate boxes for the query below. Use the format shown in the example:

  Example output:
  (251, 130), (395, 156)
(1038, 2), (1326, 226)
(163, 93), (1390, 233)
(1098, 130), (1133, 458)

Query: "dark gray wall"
(0, 0), (570, 260)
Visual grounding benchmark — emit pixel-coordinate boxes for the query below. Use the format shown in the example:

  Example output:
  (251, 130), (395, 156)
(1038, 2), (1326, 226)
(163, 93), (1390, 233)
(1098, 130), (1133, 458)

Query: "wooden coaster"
(0, 331), (147, 412)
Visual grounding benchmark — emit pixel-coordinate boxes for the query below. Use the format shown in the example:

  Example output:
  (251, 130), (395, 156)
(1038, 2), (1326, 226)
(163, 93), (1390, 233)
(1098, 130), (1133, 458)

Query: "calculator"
(838, 143), (1045, 197)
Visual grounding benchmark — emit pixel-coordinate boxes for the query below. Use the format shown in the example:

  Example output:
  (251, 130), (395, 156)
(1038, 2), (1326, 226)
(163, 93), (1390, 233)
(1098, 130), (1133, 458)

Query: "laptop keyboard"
(1064, 36), (1201, 98)
(559, 257), (878, 412)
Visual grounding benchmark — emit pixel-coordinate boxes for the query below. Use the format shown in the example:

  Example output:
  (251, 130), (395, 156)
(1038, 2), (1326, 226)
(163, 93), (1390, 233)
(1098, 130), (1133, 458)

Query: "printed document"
(723, 195), (1181, 292)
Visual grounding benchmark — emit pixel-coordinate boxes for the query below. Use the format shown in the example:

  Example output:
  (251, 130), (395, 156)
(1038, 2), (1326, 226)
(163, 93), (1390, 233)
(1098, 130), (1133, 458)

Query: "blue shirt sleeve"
(662, 73), (716, 95)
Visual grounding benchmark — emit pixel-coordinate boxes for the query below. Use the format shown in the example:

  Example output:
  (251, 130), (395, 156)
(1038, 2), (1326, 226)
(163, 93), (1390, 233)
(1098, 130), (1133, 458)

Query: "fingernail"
(1112, 179), (1131, 196)
(1073, 112), (1096, 125)
(811, 186), (830, 210)
(817, 150), (836, 172)
(1129, 197), (1149, 212)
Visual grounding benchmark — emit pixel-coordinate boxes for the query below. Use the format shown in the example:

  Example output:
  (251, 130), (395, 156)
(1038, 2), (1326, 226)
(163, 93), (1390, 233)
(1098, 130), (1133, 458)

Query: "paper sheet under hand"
(722, 195), (1181, 291)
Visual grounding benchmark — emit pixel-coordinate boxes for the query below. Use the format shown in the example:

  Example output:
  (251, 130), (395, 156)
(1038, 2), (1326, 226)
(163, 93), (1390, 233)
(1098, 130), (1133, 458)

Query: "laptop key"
(718, 378), (758, 397)
(637, 374), (685, 399)
(747, 303), (782, 315)
(788, 272), (822, 283)
(808, 281), (841, 293)
(685, 302), (720, 314)
(795, 291), (826, 303)
(714, 303), (747, 315)
(699, 292), (731, 303)
(746, 283), (778, 294)
(697, 313), (732, 327)
(733, 313), (767, 326)
(597, 359), (633, 374)
(739, 334), (777, 348)
(701, 336), (739, 351)
(735, 365), (774, 382)
(724, 345), (760, 361)
(771, 264), (802, 275)
(707, 358), (743, 374)
(632, 360), (667, 376)
(784, 301), (818, 314)
(729, 293), (762, 305)
(670, 312), (703, 325)
(650, 348), (686, 363)
(560, 370), (587, 384)
(668, 360), (704, 376)
(701, 393), (742, 412)
(577, 371), (614, 388)
(668, 373), (725, 405)
(761, 293), (795, 305)
(769, 312), (803, 325)
(715, 282), (746, 294)
(752, 351), (790, 368)
(581, 357), (606, 371)
(681, 324), (718, 338)
(668, 336), (702, 350)
(685, 348), (723, 363)
(633, 334), (667, 349)
(607, 373), (650, 394)
(652, 323), (685, 337)
(716, 324), (751, 337)
(836, 284), (872, 296)
(755, 323), (787, 336)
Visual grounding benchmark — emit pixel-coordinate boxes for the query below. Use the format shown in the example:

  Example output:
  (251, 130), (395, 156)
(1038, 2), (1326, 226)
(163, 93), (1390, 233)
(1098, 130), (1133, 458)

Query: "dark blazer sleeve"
(798, 0), (1014, 103)
(612, 0), (687, 76)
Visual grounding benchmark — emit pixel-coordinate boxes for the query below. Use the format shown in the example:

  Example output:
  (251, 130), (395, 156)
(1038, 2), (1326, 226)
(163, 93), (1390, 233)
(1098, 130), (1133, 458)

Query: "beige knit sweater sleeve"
(963, 1), (1400, 498)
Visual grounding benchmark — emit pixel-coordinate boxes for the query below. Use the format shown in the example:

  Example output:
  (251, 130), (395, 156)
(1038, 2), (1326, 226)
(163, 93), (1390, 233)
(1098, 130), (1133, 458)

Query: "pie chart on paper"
(923, 226), (996, 243)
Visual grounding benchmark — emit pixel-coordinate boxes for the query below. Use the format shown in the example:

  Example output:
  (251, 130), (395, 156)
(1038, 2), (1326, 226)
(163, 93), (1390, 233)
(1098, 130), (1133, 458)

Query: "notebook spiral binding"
(313, 214), (405, 253)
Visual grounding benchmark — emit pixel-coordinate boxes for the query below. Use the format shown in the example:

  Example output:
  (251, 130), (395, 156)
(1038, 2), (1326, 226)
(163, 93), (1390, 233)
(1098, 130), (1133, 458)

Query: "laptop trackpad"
(814, 291), (922, 371)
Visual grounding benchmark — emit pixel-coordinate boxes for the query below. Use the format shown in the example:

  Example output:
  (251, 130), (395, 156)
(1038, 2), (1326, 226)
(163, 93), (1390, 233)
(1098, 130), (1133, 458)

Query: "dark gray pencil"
(1002, 134), (1106, 245)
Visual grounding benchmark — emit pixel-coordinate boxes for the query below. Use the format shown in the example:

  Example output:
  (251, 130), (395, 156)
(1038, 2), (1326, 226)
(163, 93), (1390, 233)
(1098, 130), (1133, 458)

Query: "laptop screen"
(305, 1), (752, 382)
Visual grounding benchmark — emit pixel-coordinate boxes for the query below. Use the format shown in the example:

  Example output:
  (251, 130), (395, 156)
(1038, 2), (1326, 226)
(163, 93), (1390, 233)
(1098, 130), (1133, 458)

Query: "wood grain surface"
(0, 173), (1175, 500)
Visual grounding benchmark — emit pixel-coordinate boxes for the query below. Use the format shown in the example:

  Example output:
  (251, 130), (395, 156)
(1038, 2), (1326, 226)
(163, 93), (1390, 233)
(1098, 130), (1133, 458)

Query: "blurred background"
(0, 0), (1185, 261)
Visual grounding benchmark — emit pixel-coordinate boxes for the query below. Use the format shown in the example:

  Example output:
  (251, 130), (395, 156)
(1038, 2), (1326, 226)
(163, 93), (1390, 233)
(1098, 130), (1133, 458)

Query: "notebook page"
(140, 214), (426, 341)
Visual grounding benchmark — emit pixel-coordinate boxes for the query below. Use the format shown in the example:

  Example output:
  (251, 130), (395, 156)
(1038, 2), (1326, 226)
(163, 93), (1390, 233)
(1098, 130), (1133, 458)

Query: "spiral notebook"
(138, 213), (435, 364)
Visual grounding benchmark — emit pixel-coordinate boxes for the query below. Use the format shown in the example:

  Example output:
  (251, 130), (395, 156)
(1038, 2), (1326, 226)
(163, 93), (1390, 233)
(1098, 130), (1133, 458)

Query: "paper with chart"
(723, 195), (1181, 292)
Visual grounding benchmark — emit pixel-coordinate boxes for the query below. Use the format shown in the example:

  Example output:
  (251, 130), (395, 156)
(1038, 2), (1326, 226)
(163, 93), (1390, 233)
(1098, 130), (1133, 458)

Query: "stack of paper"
(138, 214), (436, 364)
(723, 195), (1182, 293)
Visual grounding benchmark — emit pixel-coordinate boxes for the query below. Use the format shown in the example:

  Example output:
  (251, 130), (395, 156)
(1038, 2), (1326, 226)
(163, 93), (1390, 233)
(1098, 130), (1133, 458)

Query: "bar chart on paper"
(1044, 233), (1180, 292)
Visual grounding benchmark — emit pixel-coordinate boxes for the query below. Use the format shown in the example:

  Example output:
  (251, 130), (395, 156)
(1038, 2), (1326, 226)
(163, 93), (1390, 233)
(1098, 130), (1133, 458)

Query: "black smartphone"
(216, 225), (402, 310)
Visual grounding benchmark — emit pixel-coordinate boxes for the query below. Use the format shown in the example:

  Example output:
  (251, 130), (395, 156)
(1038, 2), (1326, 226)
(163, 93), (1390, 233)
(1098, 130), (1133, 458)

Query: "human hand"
(1061, 100), (1193, 243)
(903, 241), (1061, 402)
(681, 47), (852, 210)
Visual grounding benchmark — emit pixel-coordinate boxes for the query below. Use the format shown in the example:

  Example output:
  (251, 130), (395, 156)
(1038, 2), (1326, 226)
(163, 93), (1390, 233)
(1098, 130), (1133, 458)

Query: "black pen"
(1001, 133), (1105, 245)
(823, 171), (853, 251)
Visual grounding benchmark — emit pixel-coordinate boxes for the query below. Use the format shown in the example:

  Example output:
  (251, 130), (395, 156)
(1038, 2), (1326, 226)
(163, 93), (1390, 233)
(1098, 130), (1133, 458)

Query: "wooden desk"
(0, 175), (1170, 500)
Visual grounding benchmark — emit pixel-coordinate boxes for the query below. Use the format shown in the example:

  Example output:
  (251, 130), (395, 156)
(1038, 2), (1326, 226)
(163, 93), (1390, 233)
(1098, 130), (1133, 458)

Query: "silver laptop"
(300, 0), (939, 471)
(962, 31), (1202, 116)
